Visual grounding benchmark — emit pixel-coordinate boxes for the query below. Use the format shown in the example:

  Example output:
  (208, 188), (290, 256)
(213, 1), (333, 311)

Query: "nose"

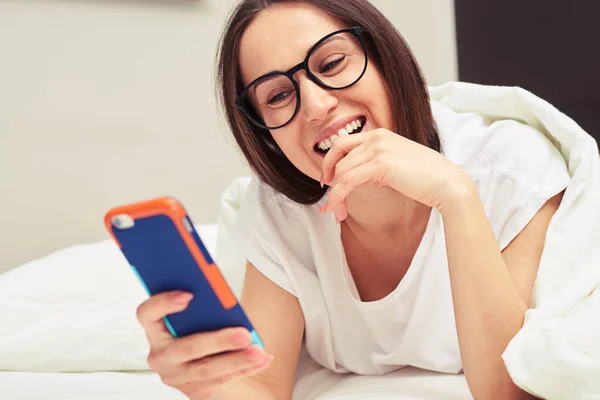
(297, 74), (338, 125)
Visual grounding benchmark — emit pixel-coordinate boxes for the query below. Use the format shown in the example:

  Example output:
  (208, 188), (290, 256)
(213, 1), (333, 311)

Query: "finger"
(322, 134), (368, 185)
(168, 345), (273, 386)
(136, 291), (193, 346)
(180, 355), (273, 399)
(325, 162), (380, 213)
(167, 327), (254, 364)
(326, 147), (370, 223)
(328, 145), (373, 183)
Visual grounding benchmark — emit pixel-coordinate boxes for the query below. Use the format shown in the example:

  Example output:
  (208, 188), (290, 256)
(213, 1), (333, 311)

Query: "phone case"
(104, 197), (263, 348)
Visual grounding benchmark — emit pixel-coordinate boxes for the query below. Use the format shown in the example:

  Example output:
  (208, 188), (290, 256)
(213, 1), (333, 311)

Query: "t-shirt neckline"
(333, 207), (439, 308)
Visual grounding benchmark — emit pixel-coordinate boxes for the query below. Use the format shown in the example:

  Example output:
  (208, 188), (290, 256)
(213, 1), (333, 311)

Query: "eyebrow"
(253, 74), (283, 90)
(309, 34), (344, 56)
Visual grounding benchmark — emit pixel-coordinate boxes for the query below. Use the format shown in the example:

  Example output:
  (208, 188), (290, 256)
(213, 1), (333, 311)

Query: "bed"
(0, 213), (472, 399)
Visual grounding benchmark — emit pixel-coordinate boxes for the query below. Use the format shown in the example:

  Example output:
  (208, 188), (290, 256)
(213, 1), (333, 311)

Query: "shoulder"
(231, 177), (320, 295)
(432, 100), (571, 249)
(233, 177), (319, 257)
(235, 177), (305, 231)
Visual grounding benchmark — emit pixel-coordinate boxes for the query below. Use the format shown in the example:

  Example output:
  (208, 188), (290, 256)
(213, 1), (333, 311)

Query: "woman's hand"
(136, 291), (274, 400)
(319, 128), (472, 221)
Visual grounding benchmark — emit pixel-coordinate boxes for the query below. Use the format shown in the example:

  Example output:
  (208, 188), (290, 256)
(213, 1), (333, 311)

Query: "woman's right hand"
(136, 290), (274, 400)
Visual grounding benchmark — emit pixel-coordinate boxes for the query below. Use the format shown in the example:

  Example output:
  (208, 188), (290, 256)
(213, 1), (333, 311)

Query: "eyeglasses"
(236, 27), (368, 130)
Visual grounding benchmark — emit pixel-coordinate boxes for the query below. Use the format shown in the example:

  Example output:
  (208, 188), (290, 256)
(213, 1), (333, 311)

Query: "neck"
(343, 183), (431, 238)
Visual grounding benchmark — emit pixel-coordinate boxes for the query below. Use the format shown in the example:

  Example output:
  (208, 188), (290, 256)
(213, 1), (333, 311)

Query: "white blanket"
(430, 82), (600, 399)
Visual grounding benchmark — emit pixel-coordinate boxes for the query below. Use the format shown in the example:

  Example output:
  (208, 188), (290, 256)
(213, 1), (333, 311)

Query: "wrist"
(436, 169), (480, 220)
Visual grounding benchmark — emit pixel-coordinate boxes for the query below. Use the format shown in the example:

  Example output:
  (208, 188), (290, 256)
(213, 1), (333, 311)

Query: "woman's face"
(239, 2), (394, 181)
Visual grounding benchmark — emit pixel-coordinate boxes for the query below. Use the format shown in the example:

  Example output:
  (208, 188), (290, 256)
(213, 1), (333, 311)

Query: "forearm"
(440, 184), (534, 400)
(217, 377), (282, 400)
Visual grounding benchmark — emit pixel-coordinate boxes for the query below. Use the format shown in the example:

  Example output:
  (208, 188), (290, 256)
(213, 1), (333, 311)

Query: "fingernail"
(264, 354), (274, 363)
(248, 349), (263, 363)
(335, 211), (342, 224)
(232, 330), (251, 347)
(319, 174), (324, 188)
(319, 203), (328, 214)
(172, 291), (193, 304)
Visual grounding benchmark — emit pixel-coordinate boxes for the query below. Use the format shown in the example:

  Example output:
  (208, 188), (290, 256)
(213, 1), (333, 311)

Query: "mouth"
(314, 116), (367, 155)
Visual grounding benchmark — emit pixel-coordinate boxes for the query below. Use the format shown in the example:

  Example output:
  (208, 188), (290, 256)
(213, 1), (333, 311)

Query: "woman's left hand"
(320, 128), (471, 221)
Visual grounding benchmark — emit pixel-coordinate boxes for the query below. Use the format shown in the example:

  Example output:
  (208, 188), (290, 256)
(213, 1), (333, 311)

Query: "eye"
(268, 91), (292, 105)
(320, 56), (345, 73)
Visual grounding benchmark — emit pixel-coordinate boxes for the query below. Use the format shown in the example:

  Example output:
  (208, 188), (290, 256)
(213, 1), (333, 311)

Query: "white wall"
(0, 0), (457, 273)
(371, 0), (458, 86)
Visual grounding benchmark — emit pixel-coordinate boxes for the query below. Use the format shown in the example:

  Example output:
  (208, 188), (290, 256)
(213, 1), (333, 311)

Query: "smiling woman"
(131, 1), (576, 400)
(217, 0), (440, 204)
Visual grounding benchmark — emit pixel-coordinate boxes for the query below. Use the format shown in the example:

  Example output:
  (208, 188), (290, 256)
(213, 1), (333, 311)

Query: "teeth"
(316, 117), (364, 151)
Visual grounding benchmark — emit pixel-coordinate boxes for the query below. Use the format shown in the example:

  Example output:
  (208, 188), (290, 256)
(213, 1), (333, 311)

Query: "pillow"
(0, 224), (218, 372)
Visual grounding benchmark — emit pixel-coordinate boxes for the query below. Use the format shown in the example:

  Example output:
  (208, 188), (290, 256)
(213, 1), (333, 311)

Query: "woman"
(136, 1), (570, 399)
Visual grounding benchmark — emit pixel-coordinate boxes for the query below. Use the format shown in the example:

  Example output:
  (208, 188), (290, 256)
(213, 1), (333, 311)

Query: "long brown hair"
(216, 0), (440, 205)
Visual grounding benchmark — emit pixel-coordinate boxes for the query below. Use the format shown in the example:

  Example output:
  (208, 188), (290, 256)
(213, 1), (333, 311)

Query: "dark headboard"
(455, 0), (600, 142)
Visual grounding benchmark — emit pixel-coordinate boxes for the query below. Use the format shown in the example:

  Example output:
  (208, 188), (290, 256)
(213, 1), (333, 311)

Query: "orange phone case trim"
(104, 197), (237, 310)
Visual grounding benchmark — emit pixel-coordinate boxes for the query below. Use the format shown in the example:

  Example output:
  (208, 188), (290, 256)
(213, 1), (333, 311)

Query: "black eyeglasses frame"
(235, 26), (368, 130)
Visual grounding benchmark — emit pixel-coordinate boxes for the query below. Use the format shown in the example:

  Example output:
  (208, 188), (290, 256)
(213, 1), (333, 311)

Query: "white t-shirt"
(232, 100), (571, 376)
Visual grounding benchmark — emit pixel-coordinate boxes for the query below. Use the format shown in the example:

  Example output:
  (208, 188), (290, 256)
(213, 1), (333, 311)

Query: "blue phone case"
(105, 200), (263, 348)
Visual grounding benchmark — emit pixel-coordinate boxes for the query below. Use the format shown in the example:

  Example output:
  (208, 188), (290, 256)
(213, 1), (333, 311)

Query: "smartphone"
(104, 196), (263, 348)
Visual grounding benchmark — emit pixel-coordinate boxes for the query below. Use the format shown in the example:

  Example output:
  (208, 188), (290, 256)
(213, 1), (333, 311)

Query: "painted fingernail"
(247, 349), (264, 363)
(319, 203), (328, 214)
(263, 354), (274, 364)
(172, 291), (193, 304)
(232, 330), (251, 347)
(335, 212), (342, 224)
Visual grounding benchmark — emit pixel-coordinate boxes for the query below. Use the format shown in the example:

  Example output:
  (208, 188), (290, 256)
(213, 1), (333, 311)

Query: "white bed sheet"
(291, 348), (472, 400)
(0, 353), (472, 400)
(0, 369), (471, 400)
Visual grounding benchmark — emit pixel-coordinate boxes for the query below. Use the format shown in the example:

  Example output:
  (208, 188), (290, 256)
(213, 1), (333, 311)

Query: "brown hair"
(216, 0), (440, 205)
